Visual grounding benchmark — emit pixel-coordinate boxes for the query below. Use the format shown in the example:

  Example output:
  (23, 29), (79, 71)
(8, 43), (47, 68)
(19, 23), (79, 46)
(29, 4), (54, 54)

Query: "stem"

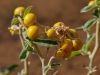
(40, 58), (45, 75)
(31, 42), (45, 75)
(24, 58), (29, 75)
(18, 17), (27, 30)
(31, 42), (43, 58)
(87, 20), (100, 75)
(48, 56), (55, 66)
(19, 26), (29, 75)
(53, 70), (59, 75)
(45, 56), (55, 75)
(36, 22), (49, 29)
(86, 30), (90, 38)
(19, 26), (25, 47)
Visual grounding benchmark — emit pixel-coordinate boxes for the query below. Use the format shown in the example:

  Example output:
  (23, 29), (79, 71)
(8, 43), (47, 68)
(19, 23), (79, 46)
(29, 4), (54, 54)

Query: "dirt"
(0, 0), (100, 75)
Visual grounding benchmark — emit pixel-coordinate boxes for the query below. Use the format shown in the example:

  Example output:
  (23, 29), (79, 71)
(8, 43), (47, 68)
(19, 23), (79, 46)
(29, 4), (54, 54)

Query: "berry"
(14, 7), (25, 15)
(27, 25), (39, 40)
(46, 28), (56, 38)
(72, 39), (83, 51)
(24, 13), (37, 27)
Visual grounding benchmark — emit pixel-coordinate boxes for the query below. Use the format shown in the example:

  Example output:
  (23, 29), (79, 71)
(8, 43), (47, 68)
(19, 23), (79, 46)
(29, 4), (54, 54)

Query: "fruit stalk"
(87, 20), (100, 75)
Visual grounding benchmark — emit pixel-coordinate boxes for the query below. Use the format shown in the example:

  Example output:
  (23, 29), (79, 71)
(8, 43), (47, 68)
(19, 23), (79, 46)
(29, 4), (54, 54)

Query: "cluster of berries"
(46, 22), (83, 58)
(9, 7), (83, 59)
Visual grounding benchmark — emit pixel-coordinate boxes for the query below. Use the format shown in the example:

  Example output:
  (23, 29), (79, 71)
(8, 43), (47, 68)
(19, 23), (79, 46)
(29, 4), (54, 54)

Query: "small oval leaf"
(96, 0), (100, 5)
(81, 4), (98, 13)
(84, 19), (96, 31)
(51, 63), (62, 67)
(44, 65), (50, 75)
(3, 64), (18, 75)
(25, 43), (35, 52)
(23, 6), (33, 17)
(33, 39), (58, 47)
(85, 33), (96, 50)
(92, 9), (99, 18)
(75, 26), (83, 31)
(11, 17), (19, 25)
(20, 49), (29, 62)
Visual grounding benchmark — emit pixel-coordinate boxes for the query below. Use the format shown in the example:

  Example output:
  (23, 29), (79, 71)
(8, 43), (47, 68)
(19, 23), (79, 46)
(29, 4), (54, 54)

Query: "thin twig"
(18, 19), (29, 75)
(87, 20), (100, 75)
(31, 42), (45, 75)
(53, 70), (59, 75)
(31, 42), (43, 59)
(48, 56), (55, 66)
(18, 17), (27, 30)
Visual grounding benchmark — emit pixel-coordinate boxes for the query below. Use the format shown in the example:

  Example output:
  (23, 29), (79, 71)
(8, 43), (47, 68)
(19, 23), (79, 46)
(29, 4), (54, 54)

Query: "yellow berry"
(24, 13), (37, 27)
(56, 50), (65, 58)
(53, 22), (65, 27)
(46, 28), (56, 38)
(72, 39), (83, 51)
(69, 29), (78, 38)
(61, 39), (73, 52)
(27, 26), (39, 40)
(14, 7), (25, 15)
(88, 1), (96, 6)
(64, 51), (72, 58)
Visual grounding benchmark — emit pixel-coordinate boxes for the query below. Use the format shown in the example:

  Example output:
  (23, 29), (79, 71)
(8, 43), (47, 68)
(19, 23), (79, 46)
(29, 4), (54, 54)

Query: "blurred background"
(0, 0), (99, 75)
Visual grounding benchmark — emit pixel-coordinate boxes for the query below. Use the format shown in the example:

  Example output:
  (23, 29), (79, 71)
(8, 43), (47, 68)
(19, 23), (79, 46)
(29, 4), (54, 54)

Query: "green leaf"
(20, 49), (29, 61)
(85, 33), (96, 51)
(75, 26), (83, 31)
(51, 63), (62, 67)
(84, 19), (96, 31)
(23, 6), (33, 17)
(65, 51), (82, 60)
(11, 17), (19, 25)
(25, 43), (35, 52)
(92, 9), (99, 18)
(96, 0), (100, 5)
(33, 39), (58, 47)
(44, 65), (50, 75)
(81, 4), (98, 13)
(3, 64), (18, 75)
